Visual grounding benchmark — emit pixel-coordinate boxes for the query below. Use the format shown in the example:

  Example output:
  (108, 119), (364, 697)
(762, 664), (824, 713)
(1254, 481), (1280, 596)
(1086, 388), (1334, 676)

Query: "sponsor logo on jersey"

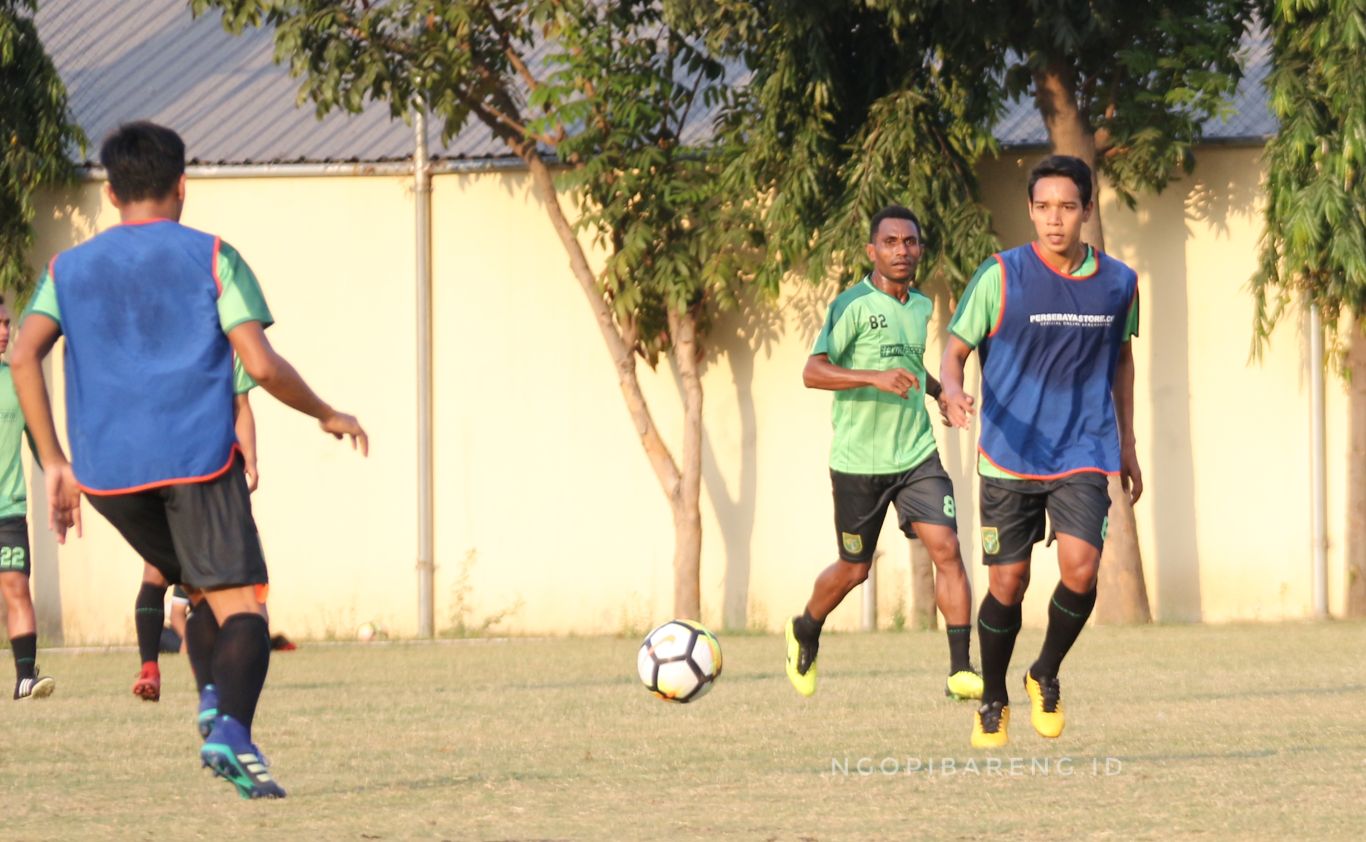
(1028, 312), (1115, 328)
(879, 343), (924, 359)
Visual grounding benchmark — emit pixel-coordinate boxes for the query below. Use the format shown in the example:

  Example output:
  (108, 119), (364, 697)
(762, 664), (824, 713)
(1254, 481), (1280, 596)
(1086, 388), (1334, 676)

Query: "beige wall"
(25, 145), (1348, 643)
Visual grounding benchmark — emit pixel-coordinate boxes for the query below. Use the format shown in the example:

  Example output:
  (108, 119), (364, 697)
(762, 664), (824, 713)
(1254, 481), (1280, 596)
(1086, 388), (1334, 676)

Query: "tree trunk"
(669, 308), (705, 620)
(907, 539), (938, 630)
(1033, 62), (1152, 624)
(524, 156), (701, 616)
(1348, 324), (1366, 615)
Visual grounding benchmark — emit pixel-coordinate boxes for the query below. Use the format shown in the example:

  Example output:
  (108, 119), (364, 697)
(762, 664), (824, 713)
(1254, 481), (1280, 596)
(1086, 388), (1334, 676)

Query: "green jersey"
(948, 247), (1139, 479)
(233, 358), (257, 395)
(0, 364), (28, 519)
(811, 277), (939, 475)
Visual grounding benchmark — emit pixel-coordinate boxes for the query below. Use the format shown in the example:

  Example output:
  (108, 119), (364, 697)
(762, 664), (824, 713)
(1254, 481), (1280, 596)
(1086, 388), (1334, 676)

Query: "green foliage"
(0, 0), (84, 297)
(682, 0), (1002, 294)
(989, 0), (1256, 206)
(192, 0), (756, 362)
(532, 1), (753, 362)
(1252, 0), (1366, 348)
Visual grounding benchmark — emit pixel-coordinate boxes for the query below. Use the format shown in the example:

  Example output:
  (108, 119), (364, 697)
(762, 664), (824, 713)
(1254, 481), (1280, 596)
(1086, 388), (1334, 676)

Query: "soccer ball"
(636, 619), (722, 703)
(356, 621), (385, 642)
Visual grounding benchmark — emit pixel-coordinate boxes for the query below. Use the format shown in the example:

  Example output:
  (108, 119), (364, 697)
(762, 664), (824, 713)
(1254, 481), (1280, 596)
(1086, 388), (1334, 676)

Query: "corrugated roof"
(994, 35), (1276, 146)
(34, 1), (1275, 166)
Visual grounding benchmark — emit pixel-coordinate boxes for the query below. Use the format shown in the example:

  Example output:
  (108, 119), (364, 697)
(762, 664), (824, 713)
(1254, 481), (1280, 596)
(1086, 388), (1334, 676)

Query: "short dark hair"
(100, 122), (185, 202)
(869, 205), (922, 243)
(1028, 155), (1093, 207)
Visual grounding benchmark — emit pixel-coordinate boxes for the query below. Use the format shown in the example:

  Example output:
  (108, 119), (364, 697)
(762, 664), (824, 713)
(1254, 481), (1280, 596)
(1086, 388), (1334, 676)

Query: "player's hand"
(940, 389), (976, 428)
(1120, 444), (1143, 505)
(244, 460), (260, 493)
(45, 460), (83, 543)
(321, 411), (369, 457)
(870, 368), (919, 398)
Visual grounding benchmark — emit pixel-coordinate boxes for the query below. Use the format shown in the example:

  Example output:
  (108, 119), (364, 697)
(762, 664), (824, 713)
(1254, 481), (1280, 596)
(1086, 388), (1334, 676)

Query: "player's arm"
(938, 258), (999, 429)
(227, 321), (368, 456)
(10, 313), (81, 541)
(1113, 340), (1142, 504)
(802, 354), (918, 398)
(234, 392), (259, 492)
(938, 338), (976, 428)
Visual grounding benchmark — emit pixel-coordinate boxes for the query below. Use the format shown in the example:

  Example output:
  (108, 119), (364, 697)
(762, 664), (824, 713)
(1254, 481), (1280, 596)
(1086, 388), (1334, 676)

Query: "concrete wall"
(23, 145), (1347, 643)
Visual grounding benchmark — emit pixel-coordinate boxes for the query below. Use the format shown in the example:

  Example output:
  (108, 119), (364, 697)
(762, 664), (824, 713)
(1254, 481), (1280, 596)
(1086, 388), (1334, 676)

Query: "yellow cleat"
(945, 669), (984, 701)
(784, 617), (818, 697)
(1024, 671), (1065, 738)
(971, 701), (1009, 749)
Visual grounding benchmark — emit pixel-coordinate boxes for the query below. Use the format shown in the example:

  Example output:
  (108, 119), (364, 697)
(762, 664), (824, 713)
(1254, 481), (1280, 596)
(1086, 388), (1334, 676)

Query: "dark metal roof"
(994, 34), (1276, 146)
(35, 1), (1275, 166)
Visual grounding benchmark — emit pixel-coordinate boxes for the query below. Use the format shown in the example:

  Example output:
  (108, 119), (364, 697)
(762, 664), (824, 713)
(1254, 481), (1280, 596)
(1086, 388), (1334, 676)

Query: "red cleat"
(132, 662), (161, 702)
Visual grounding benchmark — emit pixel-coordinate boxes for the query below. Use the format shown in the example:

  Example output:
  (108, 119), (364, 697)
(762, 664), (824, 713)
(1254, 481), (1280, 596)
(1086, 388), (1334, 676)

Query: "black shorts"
(0, 515), (31, 577)
(87, 456), (268, 590)
(831, 453), (958, 563)
(978, 473), (1111, 565)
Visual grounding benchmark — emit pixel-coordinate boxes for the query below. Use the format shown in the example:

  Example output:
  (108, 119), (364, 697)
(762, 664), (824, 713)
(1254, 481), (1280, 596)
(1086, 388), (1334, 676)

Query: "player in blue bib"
(12, 122), (369, 799)
(940, 156), (1143, 748)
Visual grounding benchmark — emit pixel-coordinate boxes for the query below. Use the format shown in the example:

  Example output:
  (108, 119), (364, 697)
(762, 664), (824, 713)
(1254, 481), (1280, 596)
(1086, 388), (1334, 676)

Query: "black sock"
(977, 593), (1022, 706)
(212, 613), (271, 732)
(11, 632), (36, 681)
(135, 583), (168, 666)
(184, 603), (220, 693)
(793, 609), (823, 641)
(946, 624), (972, 673)
(1031, 583), (1098, 680)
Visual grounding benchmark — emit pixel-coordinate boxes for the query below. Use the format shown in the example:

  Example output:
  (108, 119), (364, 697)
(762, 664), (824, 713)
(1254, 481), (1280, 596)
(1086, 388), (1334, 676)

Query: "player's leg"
(971, 478), (1045, 748)
(1, 517), (53, 700)
(169, 586), (190, 653)
(168, 457), (283, 799)
(181, 589), (221, 737)
(86, 492), (185, 704)
(133, 563), (170, 701)
(1024, 475), (1109, 739)
(786, 471), (888, 697)
(894, 455), (981, 699)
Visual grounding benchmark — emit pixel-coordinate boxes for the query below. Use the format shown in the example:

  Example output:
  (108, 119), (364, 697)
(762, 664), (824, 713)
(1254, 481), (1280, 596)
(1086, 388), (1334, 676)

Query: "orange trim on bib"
(1030, 241), (1101, 281)
(988, 254), (1007, 337)
(79, 444), (240, 496)
(977, 445), (1116, 482)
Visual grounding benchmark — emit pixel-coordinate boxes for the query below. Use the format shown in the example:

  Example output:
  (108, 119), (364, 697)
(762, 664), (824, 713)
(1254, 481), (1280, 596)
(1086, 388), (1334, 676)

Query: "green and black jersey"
(812, 277), (939, 475)
(0, 364), (28, 520)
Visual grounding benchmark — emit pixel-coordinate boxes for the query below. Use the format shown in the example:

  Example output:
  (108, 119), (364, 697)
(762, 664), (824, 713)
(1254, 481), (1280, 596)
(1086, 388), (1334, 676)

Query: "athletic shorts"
(831, 453), (958, 563)
(978, 473), (1111, 565)
(0, 515), (31, 577)
(171, 585), (190, 605)
(87, 455), (268, 590)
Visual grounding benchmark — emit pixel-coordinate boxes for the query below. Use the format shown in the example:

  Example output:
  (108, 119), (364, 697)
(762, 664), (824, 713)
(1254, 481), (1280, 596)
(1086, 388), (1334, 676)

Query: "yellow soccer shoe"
(784, 616), (818, 697)
(1025, 671), (1065, 738)
(971, 701), (1009, 749)
(945, 668), (984, 701)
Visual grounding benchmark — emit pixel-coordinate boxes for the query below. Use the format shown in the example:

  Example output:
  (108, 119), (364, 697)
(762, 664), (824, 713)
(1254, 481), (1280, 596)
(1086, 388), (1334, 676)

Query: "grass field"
(5, 621), (1365, 840)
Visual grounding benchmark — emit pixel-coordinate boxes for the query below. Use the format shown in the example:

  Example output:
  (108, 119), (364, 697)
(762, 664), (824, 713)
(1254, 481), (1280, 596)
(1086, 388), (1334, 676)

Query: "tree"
(1252, 0), (1366, 615)
(983, 0), (1258, 623)
(0, 0), (85, 296)
(192, 0), (755, 619)
(683, 0), (1001, 293)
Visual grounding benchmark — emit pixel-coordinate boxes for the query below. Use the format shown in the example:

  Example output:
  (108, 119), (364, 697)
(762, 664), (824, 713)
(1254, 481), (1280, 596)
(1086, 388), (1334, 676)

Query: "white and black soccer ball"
(636, 619), (723, 703)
